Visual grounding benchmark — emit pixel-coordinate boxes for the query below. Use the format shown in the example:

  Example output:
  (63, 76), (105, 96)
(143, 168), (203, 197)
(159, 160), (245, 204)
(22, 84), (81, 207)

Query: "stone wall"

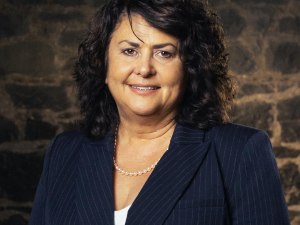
(0, 0), (299, 224)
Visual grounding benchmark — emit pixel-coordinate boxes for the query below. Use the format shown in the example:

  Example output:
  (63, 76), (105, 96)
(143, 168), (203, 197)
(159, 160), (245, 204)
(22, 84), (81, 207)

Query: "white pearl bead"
(134, 172), (137, 176)
(143, 170), (147, 173)
(129, 173), (133, 176)
(138, 171), (142, 175)
(151, 165), (154, 168)
(121, 170), (125, 174)
(125, 172), (129, 175)
(147, 167), (151, 171)
(155, 162), (158, 165)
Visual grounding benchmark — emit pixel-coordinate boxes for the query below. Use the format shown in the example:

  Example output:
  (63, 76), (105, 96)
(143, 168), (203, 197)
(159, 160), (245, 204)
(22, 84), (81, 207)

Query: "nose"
(133, 54), (156, 77)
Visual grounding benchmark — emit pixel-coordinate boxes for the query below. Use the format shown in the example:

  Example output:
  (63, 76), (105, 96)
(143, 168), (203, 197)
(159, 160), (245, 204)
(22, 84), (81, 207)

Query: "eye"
(123, 49), (137, 56)
(157, 51), (173, 58)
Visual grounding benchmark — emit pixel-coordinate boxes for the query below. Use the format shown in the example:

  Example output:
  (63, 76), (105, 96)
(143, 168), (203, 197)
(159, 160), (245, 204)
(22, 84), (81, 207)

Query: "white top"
(114, 204), (132, 225)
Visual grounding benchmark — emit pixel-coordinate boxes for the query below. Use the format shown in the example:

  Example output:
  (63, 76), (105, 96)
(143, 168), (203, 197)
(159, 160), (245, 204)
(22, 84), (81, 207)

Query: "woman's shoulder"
(46, 129), (89, 160)
(208, 122), (269, 143)
(205, 123), (271, 153)
(52, 129), (88, 146)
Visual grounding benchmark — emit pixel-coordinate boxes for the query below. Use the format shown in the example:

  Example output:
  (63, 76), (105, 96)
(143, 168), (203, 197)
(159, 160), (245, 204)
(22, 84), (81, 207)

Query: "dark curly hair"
(73, 0), (235, 140)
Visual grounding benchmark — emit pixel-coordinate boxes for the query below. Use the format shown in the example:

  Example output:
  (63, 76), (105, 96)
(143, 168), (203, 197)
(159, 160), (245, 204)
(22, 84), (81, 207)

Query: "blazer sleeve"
(29, 135), (59, 225)
(228, 130), (290, 224)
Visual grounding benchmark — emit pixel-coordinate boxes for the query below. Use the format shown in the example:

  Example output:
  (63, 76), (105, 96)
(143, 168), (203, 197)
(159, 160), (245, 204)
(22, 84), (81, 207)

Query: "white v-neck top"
(114, 204), (132, 225)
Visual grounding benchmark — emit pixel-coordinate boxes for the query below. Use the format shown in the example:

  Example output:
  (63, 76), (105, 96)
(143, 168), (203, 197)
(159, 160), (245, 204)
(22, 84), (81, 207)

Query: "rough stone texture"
(279, 162), (300, 206)
(231, 101), (274, 137)
(25, 118), (58, 140)
(0, 151), (44, 202)
(278, 96), (300, 142)
(267, 42), (300, 74)
(274, 147), (300, 158)
(231, 0), (288, 4)
(238, 83), (273, 98)
(228, 43), (256, 75)
(5, 84), (71, 112)
(280, 121), (300, 143)
(0, 116), (19, 144)
(0, 214), (28, 225)
(279, 17), (300, 35)
(59, 29), (86, 47)
(52, 0), (84, 6)
(8, 0), (46, 5)
(62, 121), (78, 132)
(91, 0), (109, 7)
(278, 96), (300, 121)
(39, 12), (85, 23)
(0, 0), (299, 223)
(219, 8), (247, 38)
(0, 41), (55, 76)
(0, 13), (29, 39)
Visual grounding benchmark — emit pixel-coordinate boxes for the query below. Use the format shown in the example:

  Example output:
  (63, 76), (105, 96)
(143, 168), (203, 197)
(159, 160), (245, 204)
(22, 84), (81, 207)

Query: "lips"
(129, 85), (160, 91)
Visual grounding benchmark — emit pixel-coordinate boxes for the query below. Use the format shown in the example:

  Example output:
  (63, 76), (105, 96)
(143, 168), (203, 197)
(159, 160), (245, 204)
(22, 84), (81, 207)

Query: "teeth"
(130, 85), (159, 91)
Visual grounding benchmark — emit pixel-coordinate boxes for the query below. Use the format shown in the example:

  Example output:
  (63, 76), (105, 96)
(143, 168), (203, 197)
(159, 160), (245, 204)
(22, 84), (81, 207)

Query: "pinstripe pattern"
(29, 123), (290, 225)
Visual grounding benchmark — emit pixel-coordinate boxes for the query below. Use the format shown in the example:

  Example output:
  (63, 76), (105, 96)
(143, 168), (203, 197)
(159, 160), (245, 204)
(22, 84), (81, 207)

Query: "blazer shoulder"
(53, 129), (88, 147)
(207, 122), (269, 145)
(44, 130), (89, 171)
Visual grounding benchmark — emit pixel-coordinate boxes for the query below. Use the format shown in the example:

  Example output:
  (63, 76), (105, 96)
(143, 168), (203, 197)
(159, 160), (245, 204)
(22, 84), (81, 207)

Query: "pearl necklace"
(113, 123), (168, 176)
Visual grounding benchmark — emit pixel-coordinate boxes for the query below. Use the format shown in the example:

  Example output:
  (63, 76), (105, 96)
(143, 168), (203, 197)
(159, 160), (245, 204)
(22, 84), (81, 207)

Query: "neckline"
(114, 204), (132, 212)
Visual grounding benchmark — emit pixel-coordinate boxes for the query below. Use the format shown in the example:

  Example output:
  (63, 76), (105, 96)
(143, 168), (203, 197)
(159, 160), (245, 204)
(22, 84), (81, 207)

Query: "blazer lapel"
(76, 130), (115, 225)
(126, 124), (211, 225)
(76, 124), (211, 225)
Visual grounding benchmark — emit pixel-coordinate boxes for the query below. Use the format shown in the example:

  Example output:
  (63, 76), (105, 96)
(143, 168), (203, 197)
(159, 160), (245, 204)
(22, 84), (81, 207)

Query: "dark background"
(0, 0), (299, 224)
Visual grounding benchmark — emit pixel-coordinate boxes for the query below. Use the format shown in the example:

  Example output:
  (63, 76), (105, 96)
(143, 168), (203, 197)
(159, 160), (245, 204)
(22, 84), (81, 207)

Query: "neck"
(116, 114), (177, 147)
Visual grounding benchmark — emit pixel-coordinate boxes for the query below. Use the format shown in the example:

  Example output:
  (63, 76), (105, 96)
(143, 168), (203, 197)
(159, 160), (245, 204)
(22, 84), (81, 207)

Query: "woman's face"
(106, 14), (185, 119)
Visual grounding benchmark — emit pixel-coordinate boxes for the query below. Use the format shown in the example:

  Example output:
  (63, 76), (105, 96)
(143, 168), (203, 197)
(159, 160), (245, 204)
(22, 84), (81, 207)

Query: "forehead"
(111, 14), (179, 46)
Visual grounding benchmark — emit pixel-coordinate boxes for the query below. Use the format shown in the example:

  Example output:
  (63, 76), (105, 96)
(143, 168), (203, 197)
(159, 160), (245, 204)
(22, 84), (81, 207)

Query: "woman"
(29, 0), (290, 224)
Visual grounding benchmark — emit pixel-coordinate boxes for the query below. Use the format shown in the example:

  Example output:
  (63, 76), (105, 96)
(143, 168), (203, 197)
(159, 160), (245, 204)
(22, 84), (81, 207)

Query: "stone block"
(52, 0), (84, 6)
(231, 101), (273, 137)
(279, 17), (300, 35)
(228, 43), (255, 75)
(8, 0), (46, 5)
(238, 83), (273, 97)
(91, 0), (109, 7)
(0, 151), (44, 202)
(5, 84), (71, 112)
(280, 121), (300, 142)
(289, 211), (300, 222)
(0, 41), (55, 76)
(0, 214), (28, 225)
(0, 13), (29, 38)
(25, 118), (58, 140)
(273, 147), (300, 158)
(254, 17), (272, 32)
(39, 12), (85, 23)
(62, 122), (78, 131)
(266, 42), (300, 74)
(279, 162), (300, 205)
(278, 96), (300, 121)
(219, 8), (246, 38)
(0, 116), (19, 144)
(231, 0), (288, 4)
(59, 29), (85, 47)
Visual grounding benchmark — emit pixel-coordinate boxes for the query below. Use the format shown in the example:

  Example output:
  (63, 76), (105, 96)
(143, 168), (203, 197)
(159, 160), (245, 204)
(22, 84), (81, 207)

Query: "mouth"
(129, 85), (160, 91)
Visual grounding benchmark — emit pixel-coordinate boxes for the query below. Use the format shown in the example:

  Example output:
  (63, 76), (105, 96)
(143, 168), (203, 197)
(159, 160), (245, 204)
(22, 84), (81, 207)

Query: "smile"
(129, 85), (160, 91)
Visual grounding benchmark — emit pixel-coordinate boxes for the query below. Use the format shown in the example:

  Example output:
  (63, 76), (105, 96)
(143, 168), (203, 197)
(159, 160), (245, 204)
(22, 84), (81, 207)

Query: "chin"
(129, 105), (160, 117)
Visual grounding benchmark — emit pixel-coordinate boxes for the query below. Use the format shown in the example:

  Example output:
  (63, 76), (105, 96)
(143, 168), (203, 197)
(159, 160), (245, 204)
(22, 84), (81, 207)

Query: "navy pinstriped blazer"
(29, 123), (290, 225)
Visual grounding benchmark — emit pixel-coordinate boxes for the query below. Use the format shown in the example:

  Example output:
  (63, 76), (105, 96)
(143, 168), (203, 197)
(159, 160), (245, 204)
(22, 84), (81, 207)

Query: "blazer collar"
(77, 124), (210, 225)
(88, 123), (206, 146)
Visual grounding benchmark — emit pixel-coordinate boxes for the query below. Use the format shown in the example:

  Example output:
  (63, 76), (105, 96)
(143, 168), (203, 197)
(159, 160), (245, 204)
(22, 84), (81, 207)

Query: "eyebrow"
(118, 40), (177, 49)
